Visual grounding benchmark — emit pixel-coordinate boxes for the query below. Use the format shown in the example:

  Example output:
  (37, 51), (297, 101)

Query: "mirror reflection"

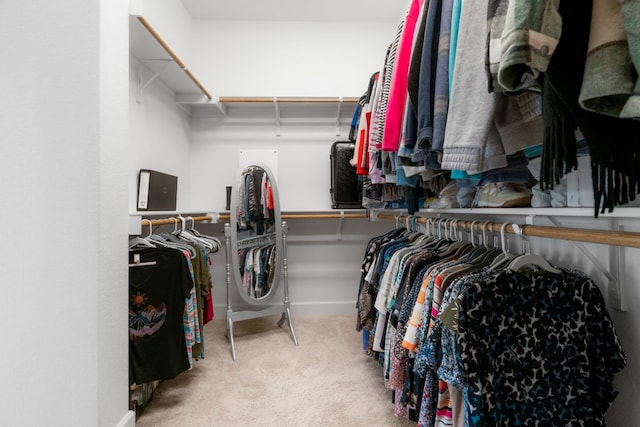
(233, 165), (279, 299)
(224, 162), (297, 360)
(236, 165), (276, 235)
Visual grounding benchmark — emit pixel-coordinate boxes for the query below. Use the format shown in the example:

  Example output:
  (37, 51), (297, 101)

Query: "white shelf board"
(129, 16), (197, 95)
(129, 15), (225, 119)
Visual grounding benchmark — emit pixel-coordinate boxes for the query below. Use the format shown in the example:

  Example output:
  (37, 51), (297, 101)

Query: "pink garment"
(381, 0), (425, 152)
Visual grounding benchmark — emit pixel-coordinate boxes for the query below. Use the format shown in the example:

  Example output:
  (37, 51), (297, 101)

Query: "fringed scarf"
(539, 0), (640, 216)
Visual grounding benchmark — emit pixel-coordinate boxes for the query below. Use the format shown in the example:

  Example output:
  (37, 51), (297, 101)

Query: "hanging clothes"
(239, 242), (277, 298)
(354, 0), (640, 215)
(237, 166), (275, 235)
(356, 225), (627, 426)
(538, 0), (640, 216)
(189, 243), (212, 358)
(455, 268), (626, 426)
(180, 247), (199, 367)
(128, 221), (218, 415)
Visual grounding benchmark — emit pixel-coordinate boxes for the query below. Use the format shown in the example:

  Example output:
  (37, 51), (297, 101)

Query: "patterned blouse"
(457, 268), (626, 426)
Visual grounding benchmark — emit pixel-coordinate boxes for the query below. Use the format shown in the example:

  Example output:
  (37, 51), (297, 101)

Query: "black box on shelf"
(137, 169), (177, 211)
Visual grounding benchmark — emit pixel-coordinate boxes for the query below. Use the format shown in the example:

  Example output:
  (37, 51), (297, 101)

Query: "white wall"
(188, 20), (397, 97)
(131, 0), (193, 60)
(189, 123), (358, 212)
(130, 0), (396, 99)
(1, 1), (131, 427)
(100, 2), (133, 426)
(129, 56), (193, 212)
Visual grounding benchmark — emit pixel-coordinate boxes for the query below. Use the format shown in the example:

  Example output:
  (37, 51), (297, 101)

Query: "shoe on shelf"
(427, 181), (460, 209)
(473, 182), (532, 208)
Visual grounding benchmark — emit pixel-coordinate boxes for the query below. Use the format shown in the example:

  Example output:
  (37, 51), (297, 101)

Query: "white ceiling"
(180, 0), (407, 23)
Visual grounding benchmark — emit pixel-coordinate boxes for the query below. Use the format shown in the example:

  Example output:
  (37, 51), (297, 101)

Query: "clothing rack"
(135, 212), (368, 235)
(139, 212), (640, 248)
(375, 212), (640, 249)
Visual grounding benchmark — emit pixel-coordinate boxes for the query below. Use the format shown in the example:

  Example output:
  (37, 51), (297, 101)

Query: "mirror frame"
(229, 162), (283, 304)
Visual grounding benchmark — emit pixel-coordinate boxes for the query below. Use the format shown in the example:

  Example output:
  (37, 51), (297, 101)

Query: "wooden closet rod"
(375, 213), (640, 249)
(140, 215), (212, 227)
(218, 97), (361, 103)
(282, 212), (367, 219)
(216, 212), (368, 221)
(141, 213), (367, 228)
(136, 16), (213, 100)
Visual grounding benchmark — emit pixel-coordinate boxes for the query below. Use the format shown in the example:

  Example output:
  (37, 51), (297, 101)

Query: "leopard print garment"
(457, 268), (626, 426)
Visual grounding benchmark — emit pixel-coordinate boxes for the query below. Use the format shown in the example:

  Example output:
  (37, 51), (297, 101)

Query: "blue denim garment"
(430, 0), (455, 156)
(413, 0), (443, 163)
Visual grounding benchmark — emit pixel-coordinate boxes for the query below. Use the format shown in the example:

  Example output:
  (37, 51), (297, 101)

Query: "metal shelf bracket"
(136, 59), (172, 103)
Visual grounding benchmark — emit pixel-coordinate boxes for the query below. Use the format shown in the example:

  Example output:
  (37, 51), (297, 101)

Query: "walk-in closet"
(4, 0), (640, 426)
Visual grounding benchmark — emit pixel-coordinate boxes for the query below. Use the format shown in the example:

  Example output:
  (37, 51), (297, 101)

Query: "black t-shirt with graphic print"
(129, 246), (193, 385)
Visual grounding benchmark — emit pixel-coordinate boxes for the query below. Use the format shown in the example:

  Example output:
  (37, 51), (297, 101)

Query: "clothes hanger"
(390, 215), (415, 240)
(459, 220), (489, 263)
(185, 216), (222, 252)
(128, 237), (155, 249)
(506, 224), (562, 273)
(180, 216), (223, 254)
(473, 220), (501, 264)
(507, 253), (562, 273)
(414, 217), (439, 248)
(404, 215), (422, 240)
(411, 216), (420, 233)
(487, 222), (516, 271)
(173, 215), (215, 251)
(437, 219), (471, 256)
(156, 218), (184, 244)
(129, 220), (157, 267)
(128, 219), (156, 249)
(404, 216), (433, 247)
(150, 218), (198, 258)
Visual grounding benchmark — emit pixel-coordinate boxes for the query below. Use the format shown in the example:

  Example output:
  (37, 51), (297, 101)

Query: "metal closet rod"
(218, 96), (361, 103)
(136, 16), (213, 100)
(376, 213), (640, 249)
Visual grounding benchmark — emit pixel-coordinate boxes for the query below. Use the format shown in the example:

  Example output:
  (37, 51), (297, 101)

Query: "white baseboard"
(115, 410), (135, 427)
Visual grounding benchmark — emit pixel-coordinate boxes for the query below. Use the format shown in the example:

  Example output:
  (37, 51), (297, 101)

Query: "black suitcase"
(330, 141), (362, 209)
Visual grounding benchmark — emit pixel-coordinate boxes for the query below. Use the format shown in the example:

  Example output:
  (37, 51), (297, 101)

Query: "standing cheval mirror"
(224, 162), (298, 360)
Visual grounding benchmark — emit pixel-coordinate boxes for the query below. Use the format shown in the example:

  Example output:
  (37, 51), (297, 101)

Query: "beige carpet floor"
(134, 313), (417, 427)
